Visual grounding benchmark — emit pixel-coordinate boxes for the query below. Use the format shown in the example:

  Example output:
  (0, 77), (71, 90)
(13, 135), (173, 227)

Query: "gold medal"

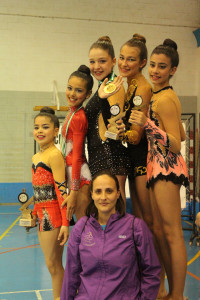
(104, 83), (116, 94)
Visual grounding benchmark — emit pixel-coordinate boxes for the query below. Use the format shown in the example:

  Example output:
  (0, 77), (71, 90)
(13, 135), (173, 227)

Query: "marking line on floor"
(0, 216), (21, 241)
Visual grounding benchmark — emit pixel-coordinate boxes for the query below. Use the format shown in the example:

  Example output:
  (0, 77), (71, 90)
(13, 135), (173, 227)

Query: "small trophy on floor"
(195, 212), (200, 247)
(18, 190), (35, 227)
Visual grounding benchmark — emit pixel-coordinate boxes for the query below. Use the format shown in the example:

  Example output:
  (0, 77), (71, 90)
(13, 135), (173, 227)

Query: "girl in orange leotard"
(130, 39), (189, 300)
(32, 106), (69, 300)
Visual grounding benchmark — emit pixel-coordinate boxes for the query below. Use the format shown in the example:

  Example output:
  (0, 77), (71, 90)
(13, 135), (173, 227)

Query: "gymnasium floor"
(0, 204), (200, 300)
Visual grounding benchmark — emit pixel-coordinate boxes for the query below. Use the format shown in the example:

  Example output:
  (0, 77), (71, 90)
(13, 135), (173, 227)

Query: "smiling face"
(91, 174), (120, 219)
(149, 53), (177, 90)
(118, 45), (146, 80)
(66, 76), (90, 108)
(33, 116), (59, 149)
(89, 48), (116, 81)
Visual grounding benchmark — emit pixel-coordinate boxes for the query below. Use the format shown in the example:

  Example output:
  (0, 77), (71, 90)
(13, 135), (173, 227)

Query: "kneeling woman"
(61, 170), (161, 300)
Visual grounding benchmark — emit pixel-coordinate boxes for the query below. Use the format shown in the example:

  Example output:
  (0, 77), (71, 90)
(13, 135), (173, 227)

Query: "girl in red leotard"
(61, 65), (94, 221)
(32, 106), (69, 300)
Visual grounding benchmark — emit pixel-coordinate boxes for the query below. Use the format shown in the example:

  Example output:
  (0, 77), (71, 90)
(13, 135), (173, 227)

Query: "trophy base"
(105, 131), (118, 140)
(19, 218), (34, 227)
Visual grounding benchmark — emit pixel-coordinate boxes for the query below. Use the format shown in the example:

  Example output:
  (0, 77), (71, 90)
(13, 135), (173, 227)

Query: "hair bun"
(132, 33), (146, 44)
(40, 106), (55, 115)
(78, 65), (91, 76)
(97, 36), (112, 44)
(163, 39), (177, 51)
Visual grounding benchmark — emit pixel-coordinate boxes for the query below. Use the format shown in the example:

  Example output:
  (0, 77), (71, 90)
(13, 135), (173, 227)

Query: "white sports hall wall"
(0, 0), (199, 202)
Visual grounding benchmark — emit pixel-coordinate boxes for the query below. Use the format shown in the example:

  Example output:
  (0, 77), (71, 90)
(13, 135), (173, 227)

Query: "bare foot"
(156, 288), (167, 299)
(160, 296), (188, 300)
(160, 296), (170, 300)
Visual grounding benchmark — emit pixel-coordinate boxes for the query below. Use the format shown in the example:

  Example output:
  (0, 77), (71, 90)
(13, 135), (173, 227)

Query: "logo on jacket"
(83, 231), (95, 246)
(118, 235), (126, 239)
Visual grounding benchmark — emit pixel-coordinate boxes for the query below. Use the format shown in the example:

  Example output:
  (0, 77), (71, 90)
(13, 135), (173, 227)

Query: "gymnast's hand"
(31, 215), (37, 227)
(116, 119), (126, 138)
(98, 75), (124, 99)
(62, 190), (78, 221)
(129, 110), (147, 127)
(58, 226), (69, 245)
(107, 117), (125, 139)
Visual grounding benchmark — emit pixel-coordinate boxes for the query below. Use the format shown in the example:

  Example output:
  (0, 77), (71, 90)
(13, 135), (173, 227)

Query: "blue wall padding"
(193, 28), (200, 47)
(0, 183), (33, 203)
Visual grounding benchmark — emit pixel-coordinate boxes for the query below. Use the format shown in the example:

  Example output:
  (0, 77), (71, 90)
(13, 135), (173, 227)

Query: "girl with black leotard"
(117, 34), (153, 226)
(85, 36), (130, 203)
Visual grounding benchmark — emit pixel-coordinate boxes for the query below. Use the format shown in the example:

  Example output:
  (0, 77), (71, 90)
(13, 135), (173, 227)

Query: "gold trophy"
(103, 82), (124, 140)
(105, 111), (126, 140)
(18, 190), (35, 227)
(103, 81), (146, 141)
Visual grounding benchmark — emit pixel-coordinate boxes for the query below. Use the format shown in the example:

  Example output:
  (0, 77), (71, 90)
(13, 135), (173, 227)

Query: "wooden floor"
(0, 204), (200, 300)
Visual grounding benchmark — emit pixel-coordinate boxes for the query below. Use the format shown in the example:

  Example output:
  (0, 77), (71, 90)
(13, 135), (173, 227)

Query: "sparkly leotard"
(62, 106), (91, 191)
(32, 162), (69, 232)
(144, 87), (189, 188)
(85, 90), (130, 176)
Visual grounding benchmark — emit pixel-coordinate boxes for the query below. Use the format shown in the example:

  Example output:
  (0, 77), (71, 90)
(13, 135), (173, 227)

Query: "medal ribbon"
(61, 106), (83, 158)
(98, 71), (115, 86)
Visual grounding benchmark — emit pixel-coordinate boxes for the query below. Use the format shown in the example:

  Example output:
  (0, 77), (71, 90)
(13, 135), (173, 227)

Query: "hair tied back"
(132, 33), (146, 45)
(40, 106), (55, 115)
(97, 36), (112, 44)
(78, 65), (91, 76)
(163, 39), (178, 51)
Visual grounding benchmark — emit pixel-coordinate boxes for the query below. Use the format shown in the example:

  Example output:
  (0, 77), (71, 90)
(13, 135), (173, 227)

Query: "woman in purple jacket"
(61, 170), (161, 300)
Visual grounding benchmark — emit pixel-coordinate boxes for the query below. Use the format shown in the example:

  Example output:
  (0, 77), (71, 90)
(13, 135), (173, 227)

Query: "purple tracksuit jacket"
(61, 212), (161, 300)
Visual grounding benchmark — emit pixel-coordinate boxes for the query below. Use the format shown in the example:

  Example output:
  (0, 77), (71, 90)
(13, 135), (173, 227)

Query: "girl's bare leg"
(130, 175), (167, 298)
(116, 174), (127, 205)
(129, 175), (153, 228)
(151, 181), (187, 300)
(156, 264), (167, 299)
(38, 228), (64, 300)
(149, 187), (170, 298)
(75, 184), (90, 220)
